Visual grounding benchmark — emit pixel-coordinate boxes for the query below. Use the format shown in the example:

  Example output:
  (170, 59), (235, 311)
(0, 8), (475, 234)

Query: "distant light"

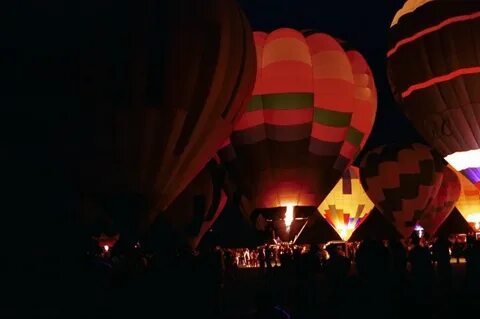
(414, 224), (424, 238)
(414, 224), (424, 232)
(444, 149), (480, 171)
(104, 245), (109, 252)
(285, 205), (294, 229)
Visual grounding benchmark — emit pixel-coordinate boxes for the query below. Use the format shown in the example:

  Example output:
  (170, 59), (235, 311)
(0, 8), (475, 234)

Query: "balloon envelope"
(219, 28), (376, 218)
(318, 166), (374, 240)
(359, 143), (443, 238)
(455, 167), (480, 232)
(419, 165), (461, 236)
(388, 0), (480, 189)
(72, 0), (256, 227)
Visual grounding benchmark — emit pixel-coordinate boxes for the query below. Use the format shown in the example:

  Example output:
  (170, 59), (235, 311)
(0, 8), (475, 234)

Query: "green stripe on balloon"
(346, 127), (364, 146)
(247, 95), (263, 111)
(247, 93), (313, 111)
(314, 108), (352, 127)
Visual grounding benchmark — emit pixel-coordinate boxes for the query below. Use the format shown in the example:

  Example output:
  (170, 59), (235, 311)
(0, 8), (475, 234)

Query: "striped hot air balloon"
(219, 28), (377, 219)
(318, 166), (374, 240)
(455, 167), (480, 232)
(163, 157), (227, 250)
(72, 0), (256, 231)
(419, 165), (461, 236)
(359, 143), (443, 238)
(387, 0), (480, 189)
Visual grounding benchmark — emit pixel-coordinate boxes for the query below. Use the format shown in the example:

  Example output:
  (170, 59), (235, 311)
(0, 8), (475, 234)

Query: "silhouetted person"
(408, 235), (433, 312)
(325, 244), (351, 309)
(452, 238), (463, 263)
(464, 237), (480, 298)
(432, 235), (453, 294)
(385, 238), (407, 314)
(350, 239), (394, 319)
(259, 248), (266, 273)
(302, 245), (322, 307)
(210, 246), (225, 317)
(388, 237), (407, 276)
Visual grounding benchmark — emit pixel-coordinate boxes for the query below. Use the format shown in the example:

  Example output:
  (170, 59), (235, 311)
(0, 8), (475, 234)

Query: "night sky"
(237, 0), (426, 161)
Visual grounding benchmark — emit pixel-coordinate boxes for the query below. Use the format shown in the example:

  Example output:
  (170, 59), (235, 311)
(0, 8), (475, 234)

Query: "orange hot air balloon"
(219, 28), (377, 219)
(455, 167), (480, 232)
(387, 0), (480, 189)
(419, 165), (461, 236)
(318, 166), (374, 241)
(163, 157), (227, 250)
(359, 143), (443, 238)
(70, 0), (256, 229)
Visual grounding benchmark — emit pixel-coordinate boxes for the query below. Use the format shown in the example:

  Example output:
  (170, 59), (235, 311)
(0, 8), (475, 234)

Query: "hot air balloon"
(219, 28), (377, 221)
(163, 157), (227, 250)
(318, 166), (374, 241)
(419, 165), (461, 236)
(387, 0), (480, 188)
(359, 143), (443, 238)
(70, 0), (256, 232)
(455, 168), (480, 232)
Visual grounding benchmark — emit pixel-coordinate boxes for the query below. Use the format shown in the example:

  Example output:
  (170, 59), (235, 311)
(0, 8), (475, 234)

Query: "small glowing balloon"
(319, 166), (374, 240)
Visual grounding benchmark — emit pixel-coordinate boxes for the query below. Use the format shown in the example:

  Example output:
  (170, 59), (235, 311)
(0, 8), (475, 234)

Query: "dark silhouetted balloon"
(388, 0), (480, 188)
(70, 0), (256, 230)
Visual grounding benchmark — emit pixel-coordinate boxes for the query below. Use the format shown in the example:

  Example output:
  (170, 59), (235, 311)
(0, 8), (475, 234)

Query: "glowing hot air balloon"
(455, 168), (480, 232)
(387, 0), (480, 188)
(419, 165), (461, 236)
(219, 28), (377, 220)
(359, 143), (443, 238)
(318, 166), (374, 240)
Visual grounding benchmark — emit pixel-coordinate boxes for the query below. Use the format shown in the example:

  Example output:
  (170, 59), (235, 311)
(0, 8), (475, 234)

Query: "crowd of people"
(79, 232), (480, 318)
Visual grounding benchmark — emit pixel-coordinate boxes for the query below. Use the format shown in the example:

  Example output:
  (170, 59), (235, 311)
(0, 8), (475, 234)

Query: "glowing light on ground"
(104, 245), (109, 252)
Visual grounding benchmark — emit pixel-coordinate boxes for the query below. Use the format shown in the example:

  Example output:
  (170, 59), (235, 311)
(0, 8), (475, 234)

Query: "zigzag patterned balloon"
(359, 143), (443, 238)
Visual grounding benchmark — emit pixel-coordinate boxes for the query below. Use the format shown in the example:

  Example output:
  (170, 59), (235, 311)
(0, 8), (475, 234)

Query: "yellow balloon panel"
(455, 167), (480, 230)
(318, 166), (374, 240)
